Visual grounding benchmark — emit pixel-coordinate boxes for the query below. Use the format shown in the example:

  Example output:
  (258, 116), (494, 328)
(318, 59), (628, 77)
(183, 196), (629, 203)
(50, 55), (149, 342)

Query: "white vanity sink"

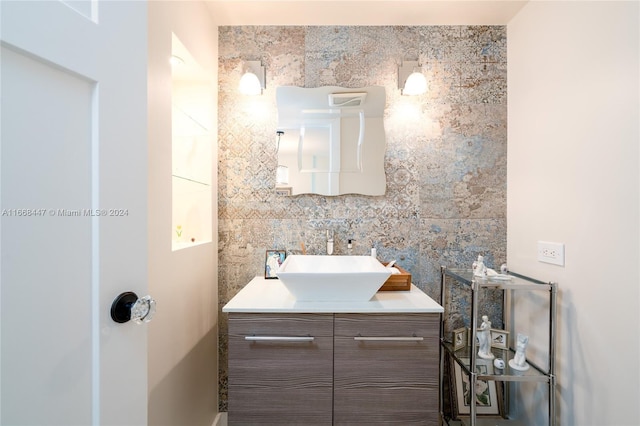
(276, 255), (391, 302)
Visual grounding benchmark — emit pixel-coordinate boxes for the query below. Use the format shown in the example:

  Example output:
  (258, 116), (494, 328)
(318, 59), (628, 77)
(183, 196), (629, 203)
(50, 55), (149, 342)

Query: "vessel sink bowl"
(276, 255), (391, 302)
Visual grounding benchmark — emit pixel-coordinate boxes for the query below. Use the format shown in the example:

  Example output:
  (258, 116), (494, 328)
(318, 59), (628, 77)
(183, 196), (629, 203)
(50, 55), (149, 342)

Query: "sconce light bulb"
(403, 71), (427, 96)
(239, 71), (262, 95)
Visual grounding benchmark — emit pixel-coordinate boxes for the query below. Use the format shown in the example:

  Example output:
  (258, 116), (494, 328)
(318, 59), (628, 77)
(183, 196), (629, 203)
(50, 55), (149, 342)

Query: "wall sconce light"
(398, 60), (427, 96)
(239, 60), (265, 95)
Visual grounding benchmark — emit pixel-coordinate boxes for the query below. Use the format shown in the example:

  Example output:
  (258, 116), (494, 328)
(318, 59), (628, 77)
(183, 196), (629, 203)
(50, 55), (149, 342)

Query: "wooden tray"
(379, 263), (411, 291)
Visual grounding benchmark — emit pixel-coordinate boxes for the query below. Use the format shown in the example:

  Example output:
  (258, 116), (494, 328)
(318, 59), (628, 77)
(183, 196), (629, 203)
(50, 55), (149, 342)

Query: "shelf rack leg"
(549, 373), (556, 426)
(503, 282), (511, 418)
(469, 278), (479, 426)
(439, 267), (446, 424)
(469, 371), (477, 426)
(549, 282), (557, 426)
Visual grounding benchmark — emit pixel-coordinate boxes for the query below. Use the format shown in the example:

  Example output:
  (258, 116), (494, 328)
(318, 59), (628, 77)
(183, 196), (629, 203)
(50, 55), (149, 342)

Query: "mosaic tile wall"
(217, 26), (507, 410)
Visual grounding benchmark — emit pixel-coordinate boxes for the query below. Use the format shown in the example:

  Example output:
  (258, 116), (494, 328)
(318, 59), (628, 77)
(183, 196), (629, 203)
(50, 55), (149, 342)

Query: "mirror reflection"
(276, 86), (386, 196)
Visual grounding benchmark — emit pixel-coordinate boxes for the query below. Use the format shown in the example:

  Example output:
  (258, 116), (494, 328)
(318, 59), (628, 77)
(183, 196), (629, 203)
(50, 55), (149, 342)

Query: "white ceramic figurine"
(473, 255), (487, 277)
(477, 315), (495, 359)
(509, 333), (530, 371)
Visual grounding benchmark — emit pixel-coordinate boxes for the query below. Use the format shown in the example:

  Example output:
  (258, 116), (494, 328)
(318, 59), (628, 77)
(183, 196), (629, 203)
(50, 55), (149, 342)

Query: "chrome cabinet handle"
(354, 336), (424, 341)
(111, 292), (156, 324)
(245, 336), (315, 342)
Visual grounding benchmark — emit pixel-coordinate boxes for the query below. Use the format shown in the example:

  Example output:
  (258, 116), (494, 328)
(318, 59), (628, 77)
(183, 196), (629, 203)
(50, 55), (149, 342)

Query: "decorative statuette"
(509, 333), (530, 371)
(473, 255), (487, 277)
(477, 315), (495, 359)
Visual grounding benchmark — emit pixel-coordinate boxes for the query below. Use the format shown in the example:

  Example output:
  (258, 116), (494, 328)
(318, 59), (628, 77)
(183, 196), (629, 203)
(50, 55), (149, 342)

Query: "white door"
(1, 1), (149, 425)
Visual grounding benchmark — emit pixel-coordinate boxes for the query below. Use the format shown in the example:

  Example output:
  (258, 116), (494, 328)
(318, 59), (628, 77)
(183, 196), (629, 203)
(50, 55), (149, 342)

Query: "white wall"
(507, 1), (639, 424)
(147, 1), (219, 424)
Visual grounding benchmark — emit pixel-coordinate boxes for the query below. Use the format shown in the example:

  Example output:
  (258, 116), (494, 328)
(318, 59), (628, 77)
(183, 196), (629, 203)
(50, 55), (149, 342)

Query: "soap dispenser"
(326, 230), (334, 255)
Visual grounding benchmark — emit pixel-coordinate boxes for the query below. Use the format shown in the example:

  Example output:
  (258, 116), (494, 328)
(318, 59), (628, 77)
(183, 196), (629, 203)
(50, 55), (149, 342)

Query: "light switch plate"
(537, 241), (565, 266)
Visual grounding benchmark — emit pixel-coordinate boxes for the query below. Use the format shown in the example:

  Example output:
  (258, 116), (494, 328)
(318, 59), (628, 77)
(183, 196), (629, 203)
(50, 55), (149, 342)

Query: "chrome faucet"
(326, 230), (334, 255)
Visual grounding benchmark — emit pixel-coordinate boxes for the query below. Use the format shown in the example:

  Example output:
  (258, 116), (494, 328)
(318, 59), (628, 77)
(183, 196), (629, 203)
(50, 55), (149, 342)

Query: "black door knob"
(111, 292), (156, 324)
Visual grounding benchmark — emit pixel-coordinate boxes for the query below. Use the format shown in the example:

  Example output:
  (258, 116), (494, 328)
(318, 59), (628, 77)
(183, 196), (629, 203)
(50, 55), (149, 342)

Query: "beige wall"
(148, 2), (219, 425)
(142, 2), (639, 423)
(507, 1), (639, 424)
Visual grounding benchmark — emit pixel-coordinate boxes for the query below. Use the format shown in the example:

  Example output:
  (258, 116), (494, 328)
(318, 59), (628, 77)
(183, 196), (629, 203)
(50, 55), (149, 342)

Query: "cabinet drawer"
(228, 313), (333, 425)
(334, 313), (440, 425)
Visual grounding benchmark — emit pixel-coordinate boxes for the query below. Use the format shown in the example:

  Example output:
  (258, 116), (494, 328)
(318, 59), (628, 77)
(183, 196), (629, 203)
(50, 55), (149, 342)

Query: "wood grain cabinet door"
(228, 313), (334, 425)
(333, 313), (440, 425)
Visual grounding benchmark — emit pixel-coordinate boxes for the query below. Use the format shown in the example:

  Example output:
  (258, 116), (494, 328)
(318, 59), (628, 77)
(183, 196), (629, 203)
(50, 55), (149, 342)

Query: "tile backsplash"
(218, 25), (506, 410)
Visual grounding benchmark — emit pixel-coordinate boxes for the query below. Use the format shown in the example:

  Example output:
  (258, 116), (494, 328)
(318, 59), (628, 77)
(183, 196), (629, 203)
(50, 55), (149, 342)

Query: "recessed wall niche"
(171, 33), (213, 250)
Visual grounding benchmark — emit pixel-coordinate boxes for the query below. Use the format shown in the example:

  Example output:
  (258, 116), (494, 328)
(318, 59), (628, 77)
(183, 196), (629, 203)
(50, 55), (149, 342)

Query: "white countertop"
(222, 276), (444, 313)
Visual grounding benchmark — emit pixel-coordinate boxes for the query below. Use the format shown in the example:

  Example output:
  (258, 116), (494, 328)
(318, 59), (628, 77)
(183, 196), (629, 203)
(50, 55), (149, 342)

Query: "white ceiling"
(205, 0), (528, 26)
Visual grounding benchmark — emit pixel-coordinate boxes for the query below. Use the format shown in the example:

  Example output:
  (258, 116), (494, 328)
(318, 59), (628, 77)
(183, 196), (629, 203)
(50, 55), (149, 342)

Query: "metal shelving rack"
(439, 266), (557, 426)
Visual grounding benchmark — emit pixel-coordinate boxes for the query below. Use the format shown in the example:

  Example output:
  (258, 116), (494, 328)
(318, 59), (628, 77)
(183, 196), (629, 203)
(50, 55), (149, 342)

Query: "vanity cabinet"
(228, 311), (440, 425)
(334, 313), (440, 425)
(223, 278), (444, 425)
(228, 313), (334, 425)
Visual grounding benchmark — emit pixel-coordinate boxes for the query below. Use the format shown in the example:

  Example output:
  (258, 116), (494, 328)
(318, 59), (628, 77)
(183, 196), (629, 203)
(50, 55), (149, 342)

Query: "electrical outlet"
(537, 241), (565, 266)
